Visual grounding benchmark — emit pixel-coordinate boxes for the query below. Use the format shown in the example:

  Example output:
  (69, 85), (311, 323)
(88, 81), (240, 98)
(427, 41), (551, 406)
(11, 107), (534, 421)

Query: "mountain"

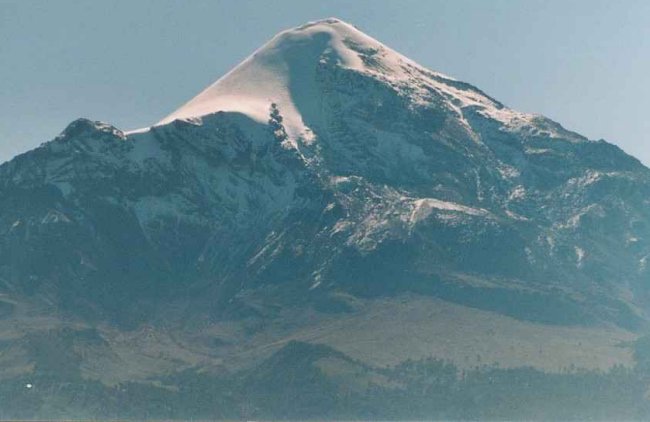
(1, 18), (650, 419)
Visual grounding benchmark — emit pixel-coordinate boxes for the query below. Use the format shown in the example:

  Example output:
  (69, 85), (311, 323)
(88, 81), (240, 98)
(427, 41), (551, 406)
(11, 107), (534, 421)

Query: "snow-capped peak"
(154, 18), (449, 141)
(146, 18), (583, 144)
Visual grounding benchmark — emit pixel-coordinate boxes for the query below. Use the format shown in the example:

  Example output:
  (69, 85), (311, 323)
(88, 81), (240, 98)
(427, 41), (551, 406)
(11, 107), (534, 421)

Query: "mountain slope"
(1, 17), (650, 418)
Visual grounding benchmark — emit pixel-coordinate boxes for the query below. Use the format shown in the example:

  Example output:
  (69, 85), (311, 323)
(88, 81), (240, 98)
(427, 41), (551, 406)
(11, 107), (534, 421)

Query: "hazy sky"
(1, 0), (649, 164)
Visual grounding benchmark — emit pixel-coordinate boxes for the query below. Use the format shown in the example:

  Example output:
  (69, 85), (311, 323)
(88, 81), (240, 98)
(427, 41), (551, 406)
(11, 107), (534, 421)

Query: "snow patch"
(574, 246), (586, 268)
(409, 197), (488, 224)
(558, 204), (605, 229)
(508, 185), (526, 201)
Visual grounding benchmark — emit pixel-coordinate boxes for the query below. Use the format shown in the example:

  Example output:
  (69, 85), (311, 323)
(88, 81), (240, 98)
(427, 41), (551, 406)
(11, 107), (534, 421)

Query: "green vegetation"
(1, 340), (649, 420)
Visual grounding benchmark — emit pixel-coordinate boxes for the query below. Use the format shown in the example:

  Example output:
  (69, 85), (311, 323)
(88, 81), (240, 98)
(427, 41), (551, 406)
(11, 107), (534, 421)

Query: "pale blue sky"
(1, 0), (649, 164)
